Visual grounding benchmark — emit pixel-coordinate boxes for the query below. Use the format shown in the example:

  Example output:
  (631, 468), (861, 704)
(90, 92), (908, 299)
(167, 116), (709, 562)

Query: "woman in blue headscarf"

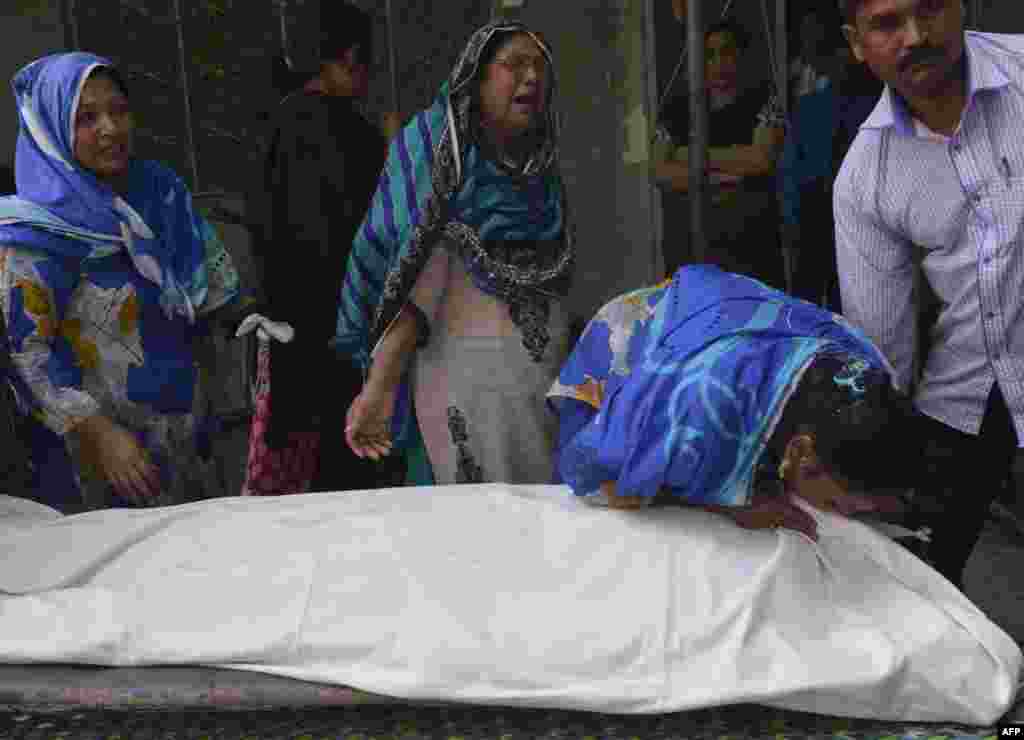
(337, 22), (574, 486)
(548, 266), (919, 537)
(0, 53), (255, 512)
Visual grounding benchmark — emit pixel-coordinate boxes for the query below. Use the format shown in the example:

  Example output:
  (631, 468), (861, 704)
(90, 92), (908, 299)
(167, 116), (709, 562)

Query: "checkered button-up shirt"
(835, 32), (1024, 442)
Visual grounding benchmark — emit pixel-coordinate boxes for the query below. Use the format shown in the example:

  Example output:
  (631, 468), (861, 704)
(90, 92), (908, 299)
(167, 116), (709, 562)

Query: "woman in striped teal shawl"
(336, 22), (574, 486)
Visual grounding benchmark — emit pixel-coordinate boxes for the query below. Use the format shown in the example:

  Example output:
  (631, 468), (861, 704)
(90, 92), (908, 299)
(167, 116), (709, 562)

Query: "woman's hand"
(381, 111), (403, 139)
(345, 385), (397, 460)
(601, 480), (646, 510)
(727, 496), (819, 540)
(73, 414), (161, 505)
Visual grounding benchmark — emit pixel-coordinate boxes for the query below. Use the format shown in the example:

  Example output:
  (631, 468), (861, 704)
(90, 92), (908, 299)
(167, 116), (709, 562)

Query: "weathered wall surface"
(0, 4), (66, 171)
(514, 0), (662, 317)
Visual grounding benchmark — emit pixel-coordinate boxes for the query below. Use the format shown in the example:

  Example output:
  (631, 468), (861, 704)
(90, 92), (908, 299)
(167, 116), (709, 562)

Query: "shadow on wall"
(0, 164), (12, 194)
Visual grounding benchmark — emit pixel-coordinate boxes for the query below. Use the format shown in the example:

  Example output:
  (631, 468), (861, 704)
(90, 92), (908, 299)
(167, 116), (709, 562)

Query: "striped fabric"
(331, 21), (570, 462)
(332, 21), (565, 373)
(332, 96), (449, 371)
(835, 31), (1024, 441)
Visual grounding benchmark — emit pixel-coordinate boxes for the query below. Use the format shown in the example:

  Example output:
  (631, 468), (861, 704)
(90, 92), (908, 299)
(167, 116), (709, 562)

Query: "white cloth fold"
(0, 484), (1018, 725)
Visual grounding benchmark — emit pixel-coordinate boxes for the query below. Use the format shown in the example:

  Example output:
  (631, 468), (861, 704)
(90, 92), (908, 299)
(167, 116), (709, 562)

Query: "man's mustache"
(901, 47), (944, 71)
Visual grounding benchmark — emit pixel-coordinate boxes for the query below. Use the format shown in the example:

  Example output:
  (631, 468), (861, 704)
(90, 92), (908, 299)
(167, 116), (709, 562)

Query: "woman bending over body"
(338, 22), (574, 485)
(549, 266), (918, 538)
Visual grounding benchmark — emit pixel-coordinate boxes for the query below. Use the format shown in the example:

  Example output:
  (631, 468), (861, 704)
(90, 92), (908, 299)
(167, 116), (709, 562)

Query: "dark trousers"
(913, 383), (1018, 590)
(791, 182), (841, 311)
(309, 405), (406, 493)
(305, 355), (406, 493)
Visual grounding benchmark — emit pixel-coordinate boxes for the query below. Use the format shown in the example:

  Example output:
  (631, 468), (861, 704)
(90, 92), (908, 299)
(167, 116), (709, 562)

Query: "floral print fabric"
(0, 218), (239, 510)
(548, 266), (889, 507)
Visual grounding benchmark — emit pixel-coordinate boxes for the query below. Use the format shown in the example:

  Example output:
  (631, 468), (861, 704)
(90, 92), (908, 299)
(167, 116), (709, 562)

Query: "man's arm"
(654, 116), (785, 193)
(834, 191), (918, 392)
(706, 122), (785, 178)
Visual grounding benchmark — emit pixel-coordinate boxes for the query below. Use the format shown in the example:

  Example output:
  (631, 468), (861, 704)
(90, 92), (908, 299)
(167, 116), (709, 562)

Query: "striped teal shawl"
(333, 21), (573, 458)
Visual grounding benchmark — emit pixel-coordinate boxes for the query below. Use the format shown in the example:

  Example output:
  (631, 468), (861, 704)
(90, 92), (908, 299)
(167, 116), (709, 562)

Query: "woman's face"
(74, 72), (135, 184)
(478, 33), (549, 142)
(705, 31), (741, 93)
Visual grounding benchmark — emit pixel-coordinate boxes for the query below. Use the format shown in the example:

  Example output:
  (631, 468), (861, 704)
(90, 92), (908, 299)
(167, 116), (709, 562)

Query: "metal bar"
(61, 0), (80, 51)
(385, 0), (400, 115)
(687, 0), (707, 264)
(171, 0), (201, 192)
(775, 0), (788, 118)
(775, 0), (793, 295)
(657, 0), (735, 123)
(276, 0), (293, 71)
(967, 0), (982, 29)
(643, 0), (664, 281)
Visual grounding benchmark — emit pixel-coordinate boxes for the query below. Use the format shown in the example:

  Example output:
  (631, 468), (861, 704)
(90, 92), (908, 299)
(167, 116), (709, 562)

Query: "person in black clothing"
(655, 18), (787, 289)
(247, 1), (402, 493)
(781, 12), (883, 311)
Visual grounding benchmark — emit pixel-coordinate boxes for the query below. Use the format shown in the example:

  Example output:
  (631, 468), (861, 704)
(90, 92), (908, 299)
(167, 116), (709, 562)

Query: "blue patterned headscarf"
(0, 53), (209, 323)
(557, 267), (893, 506)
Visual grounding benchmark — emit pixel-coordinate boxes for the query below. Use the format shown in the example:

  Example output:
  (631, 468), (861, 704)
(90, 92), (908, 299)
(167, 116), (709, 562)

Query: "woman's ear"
(781, 433), (823, 484)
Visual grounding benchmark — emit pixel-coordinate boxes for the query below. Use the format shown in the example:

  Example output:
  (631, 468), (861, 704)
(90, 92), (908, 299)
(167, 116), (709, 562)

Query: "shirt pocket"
(990, 176), (1024, 360)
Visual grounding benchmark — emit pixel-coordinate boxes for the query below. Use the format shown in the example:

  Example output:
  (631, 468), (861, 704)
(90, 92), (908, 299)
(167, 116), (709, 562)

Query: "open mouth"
(905, 57), (939, 73)
(513, 94), (539, 107)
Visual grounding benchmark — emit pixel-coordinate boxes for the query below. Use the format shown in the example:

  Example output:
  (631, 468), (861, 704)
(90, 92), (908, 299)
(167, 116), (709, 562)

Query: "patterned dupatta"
(555, 267), (892, 506)
(333, 21), (573, 372)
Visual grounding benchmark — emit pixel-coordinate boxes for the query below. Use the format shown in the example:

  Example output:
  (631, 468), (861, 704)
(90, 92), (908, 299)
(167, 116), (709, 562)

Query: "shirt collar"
(859, 31), (1012, 135)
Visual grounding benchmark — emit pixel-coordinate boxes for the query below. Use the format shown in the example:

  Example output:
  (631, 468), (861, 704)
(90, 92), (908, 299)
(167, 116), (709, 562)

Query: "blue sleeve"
(1, 248), (101, 435)
(779, 107), (803, 228)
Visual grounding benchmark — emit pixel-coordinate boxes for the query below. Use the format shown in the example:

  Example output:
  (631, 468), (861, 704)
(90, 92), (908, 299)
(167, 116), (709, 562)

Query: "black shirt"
(248, 92), (387, 437)
(659, 87), (780, 193)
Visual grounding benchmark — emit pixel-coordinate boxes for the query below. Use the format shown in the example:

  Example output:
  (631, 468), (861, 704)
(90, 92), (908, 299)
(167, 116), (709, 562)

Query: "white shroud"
(0, 485), (1018, 725)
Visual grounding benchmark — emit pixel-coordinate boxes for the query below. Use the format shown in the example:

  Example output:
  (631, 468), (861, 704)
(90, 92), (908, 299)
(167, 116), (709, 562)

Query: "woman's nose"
(96, 113), (118, 137)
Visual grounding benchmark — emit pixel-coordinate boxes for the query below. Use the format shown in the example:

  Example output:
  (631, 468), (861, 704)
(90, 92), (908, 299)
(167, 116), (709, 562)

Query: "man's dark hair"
(837, 0), (859, 25)
(773, 354), (921, 491)
(705, 18), (752, 52)
(317, 1), (373, 65)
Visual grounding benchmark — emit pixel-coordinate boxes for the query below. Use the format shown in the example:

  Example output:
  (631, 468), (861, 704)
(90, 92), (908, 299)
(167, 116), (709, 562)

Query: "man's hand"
(73, 415), (161, 505)
(601, 480), (646, 510)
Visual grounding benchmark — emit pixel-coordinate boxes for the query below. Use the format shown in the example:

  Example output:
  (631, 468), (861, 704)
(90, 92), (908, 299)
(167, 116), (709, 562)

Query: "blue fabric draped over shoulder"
(548, 266), (890, 507)
(0, 53), (210, 324)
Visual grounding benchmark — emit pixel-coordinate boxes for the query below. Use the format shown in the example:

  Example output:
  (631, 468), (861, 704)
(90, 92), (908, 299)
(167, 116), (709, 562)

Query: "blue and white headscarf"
(0, 53), (208, 323)
(556, 267), (893, 506)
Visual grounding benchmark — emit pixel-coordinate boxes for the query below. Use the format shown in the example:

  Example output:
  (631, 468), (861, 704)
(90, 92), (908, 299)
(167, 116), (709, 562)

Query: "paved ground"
(0, 701), (1019, 740)
(965, 506), (1024, 646)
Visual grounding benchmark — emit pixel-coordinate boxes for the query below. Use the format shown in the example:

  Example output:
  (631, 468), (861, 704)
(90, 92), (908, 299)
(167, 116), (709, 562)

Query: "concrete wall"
(978, 2), (1024, 33)
(511, 0), (661, 318)
(0, 4), (67, 170)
